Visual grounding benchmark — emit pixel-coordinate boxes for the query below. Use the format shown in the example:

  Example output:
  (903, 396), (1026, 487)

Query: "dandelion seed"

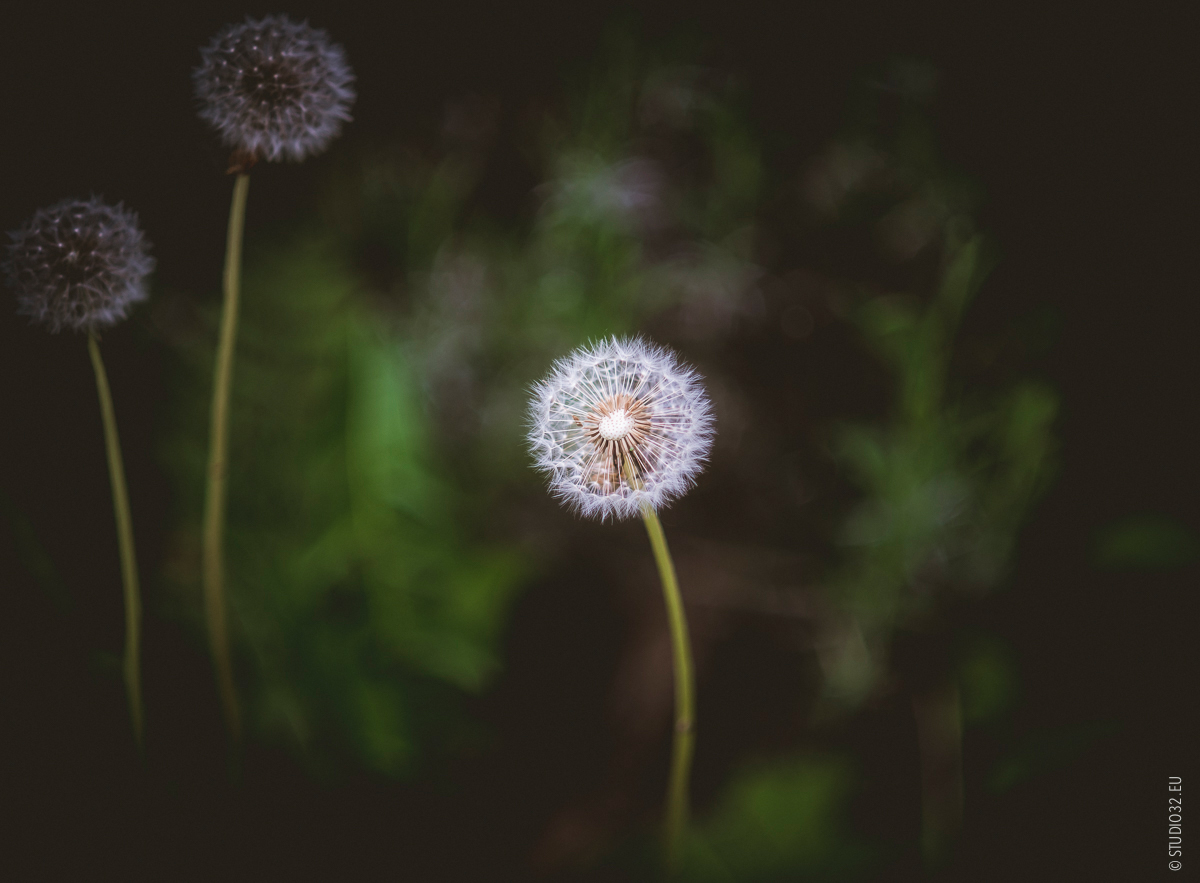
(528, 336), (714, 520)
(194, 14), (356, 163)
(4, 197), (154, 334)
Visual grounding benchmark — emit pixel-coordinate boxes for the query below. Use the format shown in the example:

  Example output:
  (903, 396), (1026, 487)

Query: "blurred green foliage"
(1092, 514), (1199, 570)
(825, 236), (1057, 698)
(683, 754), (874, 881)
(154, 42), (1063, 876)
(986, 720), (1118, 794)
(812, 70), (1058, 701)
(958, 636), (1019, 725)
(165, 38), (765, 775)
(1, 488), (70, 611)
(167, 242), (529, 773)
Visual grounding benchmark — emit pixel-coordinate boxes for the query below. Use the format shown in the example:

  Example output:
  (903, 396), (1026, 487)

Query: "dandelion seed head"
(4, 197), (154, 333)
(194, 15), (356, 163)
(528, 337), (715, 520)
(544, 156), (666, 232)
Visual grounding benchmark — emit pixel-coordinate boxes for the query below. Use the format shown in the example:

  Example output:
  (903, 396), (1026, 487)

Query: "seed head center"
(598, 408), (635, 441)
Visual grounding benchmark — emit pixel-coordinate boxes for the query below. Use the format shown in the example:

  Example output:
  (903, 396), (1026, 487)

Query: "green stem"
(88, 332), (144, 750)
(640, 500), (695, 871)
(914, 682), (963, 867)
(202, 172), (250, 743)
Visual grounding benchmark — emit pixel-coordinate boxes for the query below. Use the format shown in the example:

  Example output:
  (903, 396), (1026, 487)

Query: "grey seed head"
(194, 15), (356, 163)
(4, 197), (155, 334)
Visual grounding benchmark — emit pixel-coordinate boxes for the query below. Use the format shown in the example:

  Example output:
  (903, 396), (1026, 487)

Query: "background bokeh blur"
(1, 3), (1193, 880)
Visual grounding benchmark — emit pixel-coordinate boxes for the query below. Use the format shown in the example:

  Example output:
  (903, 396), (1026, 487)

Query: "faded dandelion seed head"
(194, 14), (356, 163)
(528, 337), (715, 520)
(4, 197), (154, 333)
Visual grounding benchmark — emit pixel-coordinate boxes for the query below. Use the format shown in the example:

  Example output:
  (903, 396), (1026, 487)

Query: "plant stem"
(914, 681), (963, 867)
(640, 501), (695, 871)
(202, 172), (250, 743)
(88, 332), (144, 750)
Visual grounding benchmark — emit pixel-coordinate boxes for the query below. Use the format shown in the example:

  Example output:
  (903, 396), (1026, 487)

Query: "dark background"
(1, 2), (1193, 879)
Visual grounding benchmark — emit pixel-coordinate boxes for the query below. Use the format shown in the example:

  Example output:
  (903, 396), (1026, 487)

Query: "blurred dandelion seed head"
(194, 14), (356, 163)
(543, 156), (666, 231)
(4, 197), (154, 333)
(528, 337), (714, 520)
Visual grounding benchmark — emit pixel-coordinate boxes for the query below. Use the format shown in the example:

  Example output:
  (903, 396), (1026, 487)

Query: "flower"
(528, 337), (714, 519)
(4, 197), (154, 333)
(194, 15), (356, 163)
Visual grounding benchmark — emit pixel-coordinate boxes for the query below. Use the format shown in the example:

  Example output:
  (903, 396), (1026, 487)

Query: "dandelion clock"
(529, 336), (714, 865)
(5, 197), (154, 747)
(193, 15), (356, 741)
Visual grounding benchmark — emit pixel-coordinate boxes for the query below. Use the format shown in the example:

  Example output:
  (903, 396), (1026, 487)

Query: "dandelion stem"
(202, 171), (249, 743)
(88, 332), (144, 750)
(639, 496), (694, 871)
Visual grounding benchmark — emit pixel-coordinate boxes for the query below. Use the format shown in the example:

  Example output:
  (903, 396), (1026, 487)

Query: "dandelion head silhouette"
(194, 15), (356, 163)
(5, 197), (154, 333)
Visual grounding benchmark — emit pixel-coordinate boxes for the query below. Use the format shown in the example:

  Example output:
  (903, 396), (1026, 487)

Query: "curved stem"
(88, 332), (144, 750)
(202, 172), (250, 743)
(640, 501), (695, 871)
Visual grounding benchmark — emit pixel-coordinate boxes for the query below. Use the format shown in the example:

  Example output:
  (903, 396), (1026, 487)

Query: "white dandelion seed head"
(528, 336), (715, 520)
(4, 197), (154, 333)
(194, 14), (356, 163)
